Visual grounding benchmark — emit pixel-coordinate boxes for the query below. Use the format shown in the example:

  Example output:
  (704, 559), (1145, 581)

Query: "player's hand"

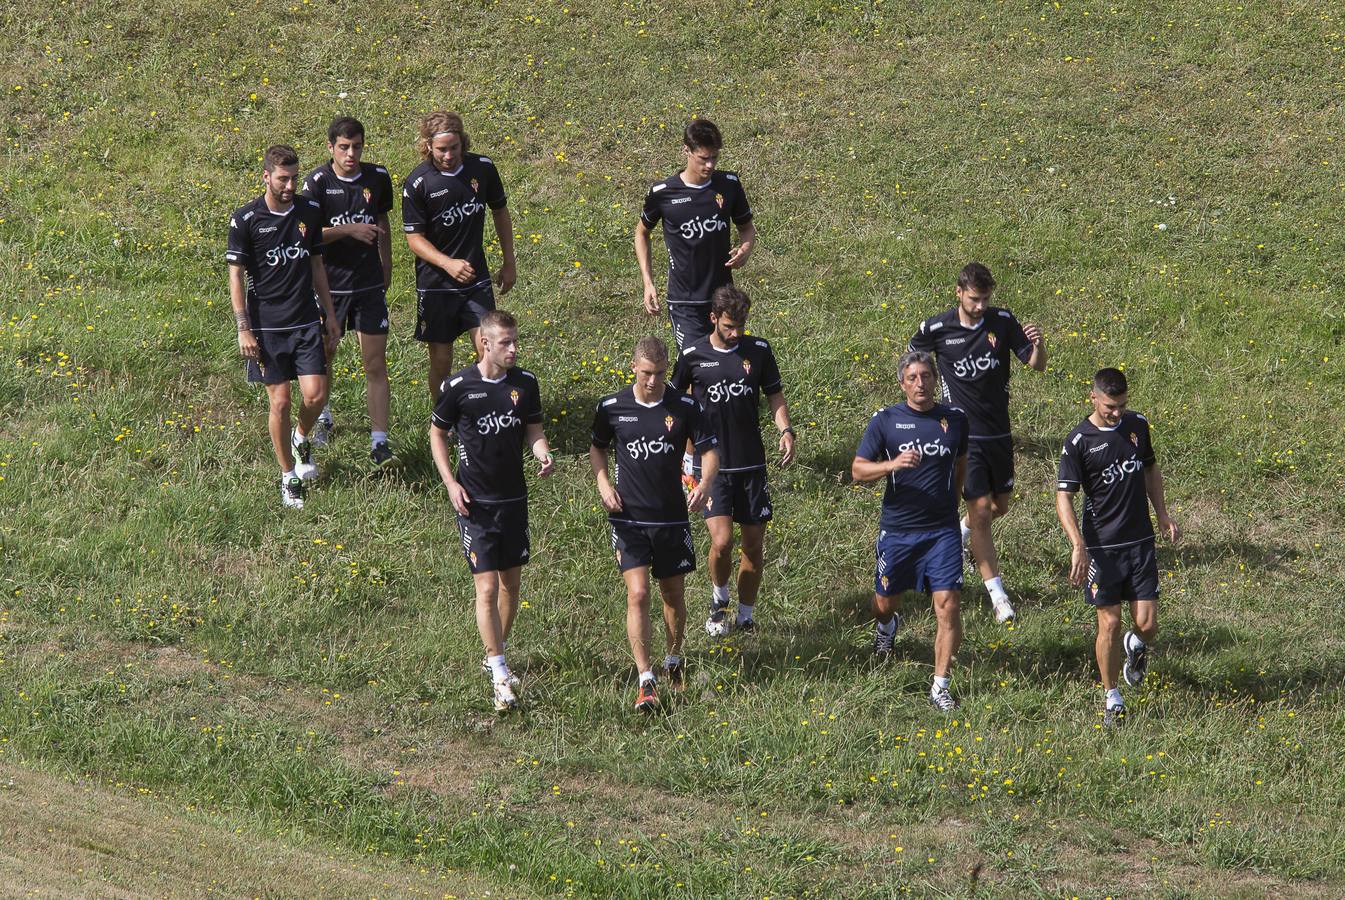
(444, 257), (476, 283)
(642, 283), (660, 315)
(598, 483), (624, 513)
(1023, 322), (1044, 347)
(495, 260), (517, 295)
(237, 329), (259, 361)
(346, 222), (383, 245)
(1158, 516), (1180, 544)
(323, 319), (341, 355)
(1068, 545), (1089, 587)
(779, 430), (796, 466)
(686, 482), (709, 513)
(447, 481), (471, 516)
(725, 242), (753, 268)
(537, 453), (555, 478)
(891, 448), (922, 471)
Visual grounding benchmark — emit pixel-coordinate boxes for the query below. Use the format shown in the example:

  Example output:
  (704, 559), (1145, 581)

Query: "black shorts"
(457, 500), (530, 574)
(1085, 539), (1160, 607)
(964, 436), (1015, 500)
(328, 286), (390, 337)
(415, 283), (495, 344)
(667, 302), (712, 352)
(610, 522), (696, 579)
(246, 324), (327, 385)
(703, 469), (773, 525)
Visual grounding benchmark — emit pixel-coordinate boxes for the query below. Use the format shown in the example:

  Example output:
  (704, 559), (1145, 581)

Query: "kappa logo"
(325, 188), (345, 196)
(1088, 445), (1108, 455)
(679, 558), (692, 568)
(380, 318), (388, 329)
(617, 415), (639, 422)
(664, 415), (675, 432)
(759, 506), (770, 517)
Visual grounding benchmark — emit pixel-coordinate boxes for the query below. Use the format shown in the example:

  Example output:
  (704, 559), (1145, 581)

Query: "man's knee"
(626, 583), (651, 609)
(965, 496), (994, 527)
(991, 493), (1012, 518)
(1097, 607), (1123, 637)
(362, 351), (389, 381)
(1132, 601), (1158, 636)
(932, 590), (961, 623)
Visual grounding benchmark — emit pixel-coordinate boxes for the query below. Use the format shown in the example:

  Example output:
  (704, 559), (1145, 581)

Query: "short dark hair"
(1093, 367), (1128, 396)
(710, 286), (751, 323)
(633, 336), (669, 367)
(263, 144), (299, 172)
(479, 309), (517, 333)
(328, 116), (365, 144)
(957, 262), (996, 294)
(683, 118), (722, 153)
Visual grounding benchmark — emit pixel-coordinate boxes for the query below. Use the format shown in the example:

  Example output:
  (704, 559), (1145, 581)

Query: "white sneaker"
(482, 657), (521, 693)
(280, 476), (305, 509)
(929, 687), (959, 712)
(705, 606), (731, 637)
(493, 678), (518, 712)
(292, 438), (319, 481)
(991, 593), (1015, 624)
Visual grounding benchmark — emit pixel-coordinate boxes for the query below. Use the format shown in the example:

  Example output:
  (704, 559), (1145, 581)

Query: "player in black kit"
(852, 351), (969, 712)
(301, 116), (398, 466)
(670, 287), (794, 636)
(226, 144), (340, 509)
(430, 310), (555, 712)
(909, 263), (1045, 624)
(1056, 368), (1179, 727)
(635, 119), (756, 350)
(591, 337), (720, 713)
(403, 111), (516, 403)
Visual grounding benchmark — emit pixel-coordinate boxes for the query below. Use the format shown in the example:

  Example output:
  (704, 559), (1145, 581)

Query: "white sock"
(682, 452), (695, 477)
(736, 603), (754, 624)
(712, 583), (730, 607)
(292, 426), (307, 446)
(986, 576), (1007, 600)
(371, 430), (388, 449)
(663, 655), (681, 669)
(960, 517), (971, 543)
(487, 654), (509, 682)
(639, 670), (656, 685)
(1106, 687), (1124, 708)
(876, 616), (897, 636)
(282, 468), (297, 480)
(932, 675), (951, 693)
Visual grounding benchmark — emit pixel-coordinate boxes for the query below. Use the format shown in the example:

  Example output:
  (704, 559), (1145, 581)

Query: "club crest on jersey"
(940, 417), (949, 433)
(665, 415), (674, 432)
(470, 177), (480, 193)
(1129, 432), (1138, 446)
(510, 389), (520, 406)
(986, 331), (998, 348)
(741, 359), (751, 375)
(362, 188), (372, 203)
(714, 192), (724, 208)
(297, 221), (307, 238)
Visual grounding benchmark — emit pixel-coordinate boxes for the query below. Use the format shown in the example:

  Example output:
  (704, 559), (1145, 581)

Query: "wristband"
(781, 426), (795, 436)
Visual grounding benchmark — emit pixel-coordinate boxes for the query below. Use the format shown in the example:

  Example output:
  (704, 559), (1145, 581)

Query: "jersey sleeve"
(299, 169), (320, 202)
(728, 176), (753, 225)
(225, 211), (251, 265)
(401, 175), (428, 233)
(640, 186), (662, 228)
(522, 377), (544, 426)
(1136, 416), (1156, 467)
(669, 354), (692, 393)
(1056, 434), (1083, 491)
(908, 319), (936, 354)
(430, 382), (459, 431)
(759, 343), (783, 395)
(302, 202), (324, 256)
(956, 413), (969, 456)
(690, 401), (718, 451)
(1003, 312), (1033, 363)
(481, 160), (507, 210)
(590, 400), (615, 449)
(376, 169), (395, 215)
(855, 412), (887, 462)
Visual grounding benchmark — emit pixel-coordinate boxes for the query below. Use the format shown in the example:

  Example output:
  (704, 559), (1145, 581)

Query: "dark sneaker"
(663, 660), (685, 692)
(1122, 631), (1149, 686)
(371, 440), (402, 469)
(634, 679), (659, 713)
(1102, 704), (1127, 728)
(736, 618), (756, 635)
(873, 616), (900, 658)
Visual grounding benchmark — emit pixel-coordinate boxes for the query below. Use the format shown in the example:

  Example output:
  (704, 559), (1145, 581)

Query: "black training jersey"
(225, 195), (325, 332)
(300, 161), (395, 294)
(640, 171), (752, 305)
(908, 307), (1034, 439)
(1057, 411), (1157, 550)
(401, 154), (507, 294)
(591, 387), (718, 526)
(670, 336), (782, 472)
(855, 402), (969, 532)
(431, 365), (544, 504)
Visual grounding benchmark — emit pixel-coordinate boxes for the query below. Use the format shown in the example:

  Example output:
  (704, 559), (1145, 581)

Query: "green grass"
(3, 0), (1345, 895)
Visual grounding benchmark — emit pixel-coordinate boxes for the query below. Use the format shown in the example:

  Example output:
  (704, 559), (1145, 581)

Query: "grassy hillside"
(2, 0), (1344, 895)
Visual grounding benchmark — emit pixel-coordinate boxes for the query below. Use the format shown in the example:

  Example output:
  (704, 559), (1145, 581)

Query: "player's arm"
(1054, 489), (1089, 586)
(725, 219), (756, 268)
(634, 218), (660, 314)
(687, 446), (719, 512)
(322, 220), (381, 245)
(491, 205), (516, 294)
(228, 264), (258, 361)
(1144, 464), (1179, 543)
(766, 391), (795, 465)
(852, 451), (919, 481)
(405, 232), (475, 284)
(526, 422), (555, 477)
(589, 444), (623, 513)
(377, 212), (393, 288)
(311, 260), (340, 353)
(430, 422), (472, 516)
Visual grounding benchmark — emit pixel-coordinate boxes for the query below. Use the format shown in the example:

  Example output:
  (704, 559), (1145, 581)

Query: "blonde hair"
(418, 111), (471, 159)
